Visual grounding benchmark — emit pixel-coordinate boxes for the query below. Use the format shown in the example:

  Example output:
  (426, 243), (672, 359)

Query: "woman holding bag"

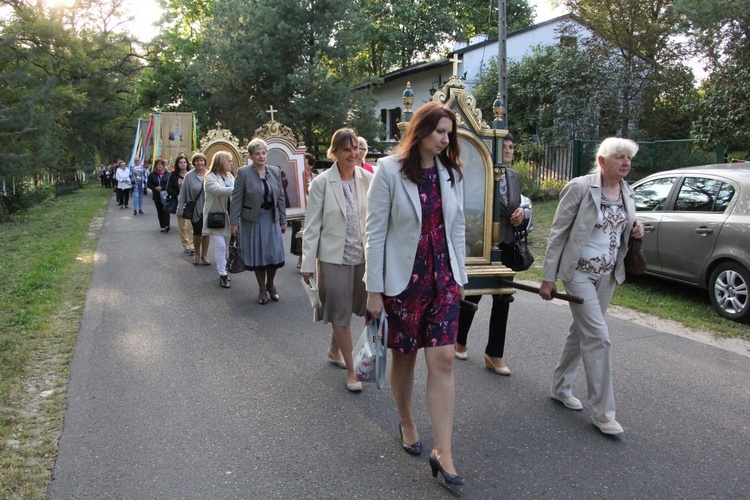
(203, 152), (235, 288)
(178, 153), (211, 266)
(365, 102), (468, 485)
(167, 154), (194, 255)
(301, 128), (372, 392)
(230, 138), (287, 303)
(146, 157), (171, 232)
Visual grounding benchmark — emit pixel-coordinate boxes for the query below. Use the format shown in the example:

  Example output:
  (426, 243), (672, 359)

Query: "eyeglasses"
(359, 148), (367, 152)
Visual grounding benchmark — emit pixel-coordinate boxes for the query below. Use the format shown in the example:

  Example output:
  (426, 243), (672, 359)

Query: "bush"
(2, 179), (56, 214)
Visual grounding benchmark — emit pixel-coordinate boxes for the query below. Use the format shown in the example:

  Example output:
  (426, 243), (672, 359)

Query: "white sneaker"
(550, 391), (583, 410)
(592, 418), (624, 435)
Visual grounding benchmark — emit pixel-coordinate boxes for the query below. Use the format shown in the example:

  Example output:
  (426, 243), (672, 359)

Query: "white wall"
(370, 17), (590, 129)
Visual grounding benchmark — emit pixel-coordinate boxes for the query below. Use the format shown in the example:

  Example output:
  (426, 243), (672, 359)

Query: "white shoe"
(550, 391), (583, 410)
(454, 348), (468, 360)
(592, 417), (624, 435)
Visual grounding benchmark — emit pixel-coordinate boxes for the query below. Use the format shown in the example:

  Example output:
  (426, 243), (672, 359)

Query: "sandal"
(201, 259), (211, 266)
(193, 260), (200, 266)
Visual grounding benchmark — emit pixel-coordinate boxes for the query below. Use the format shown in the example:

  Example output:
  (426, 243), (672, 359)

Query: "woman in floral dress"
(365, 102), (468, 486)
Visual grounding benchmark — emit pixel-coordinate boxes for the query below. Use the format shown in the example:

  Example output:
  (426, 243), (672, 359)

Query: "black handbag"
(206, 212), (225, 229)
(509, 227), (534, 272)
(164, 196), (177, 214)
(182, 201), (196, 220)
(625, 237), (647, 275)
(226, 236), (245, 273)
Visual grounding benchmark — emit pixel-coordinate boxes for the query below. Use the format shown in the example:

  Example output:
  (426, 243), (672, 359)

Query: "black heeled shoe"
(429, 451), (466, 486)
(398, 424), (422, 456)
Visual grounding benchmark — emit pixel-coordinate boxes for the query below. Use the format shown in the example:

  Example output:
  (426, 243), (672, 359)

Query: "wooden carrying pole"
(499, 279), (584, 304)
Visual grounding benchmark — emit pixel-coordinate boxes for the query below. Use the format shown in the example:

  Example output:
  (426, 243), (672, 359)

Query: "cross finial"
(449, 54), (462, 78)
(265, 105), (277, 122)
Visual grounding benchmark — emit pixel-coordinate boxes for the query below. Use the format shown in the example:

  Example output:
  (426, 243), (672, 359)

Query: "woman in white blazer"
(539, 137), (645, 436)
(365, 102), (468, 486)
(203, 152), (235, 289)
(301, 128), (373, 392)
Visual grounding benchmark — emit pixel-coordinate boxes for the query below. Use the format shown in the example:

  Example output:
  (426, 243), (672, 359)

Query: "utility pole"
(498, 0), (508, 126)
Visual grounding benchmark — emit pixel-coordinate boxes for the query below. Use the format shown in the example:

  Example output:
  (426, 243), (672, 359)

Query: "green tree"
(192, 0), (380, 149)
(561, 0), (687, 137)
(474, 41), (619, 145)
(353, 0), (535, 77)
(674, 0), (750, 151)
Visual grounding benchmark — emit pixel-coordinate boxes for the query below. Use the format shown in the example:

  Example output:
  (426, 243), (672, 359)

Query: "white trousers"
(551, 270), (617, 422)
(213, 235), (228, 277)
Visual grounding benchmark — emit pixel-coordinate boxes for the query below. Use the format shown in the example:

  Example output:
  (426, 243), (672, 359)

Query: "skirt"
(239, 209), (285, 271)
(315, 261), (366, 326)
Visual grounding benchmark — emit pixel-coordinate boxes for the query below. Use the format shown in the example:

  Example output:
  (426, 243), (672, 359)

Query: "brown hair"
(326, 128), (359, 160)
(191, 152), (208, 166)
(171, 154), (192, 173)
(154, 157), (167, 169)
(397, 102), (462, 185)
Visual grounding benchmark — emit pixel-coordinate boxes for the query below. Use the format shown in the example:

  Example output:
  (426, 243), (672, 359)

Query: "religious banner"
(160, 112), (195, 165)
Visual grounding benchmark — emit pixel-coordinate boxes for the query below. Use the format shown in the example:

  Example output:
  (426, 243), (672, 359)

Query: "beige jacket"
(301, 163), (373, 272)
(365, 155), (468, 297)
(542, 172), (636, 284)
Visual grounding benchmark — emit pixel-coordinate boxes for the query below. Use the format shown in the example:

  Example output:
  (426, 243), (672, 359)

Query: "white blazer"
(365, 155), (468, 297)
(301, 163), (372, 272)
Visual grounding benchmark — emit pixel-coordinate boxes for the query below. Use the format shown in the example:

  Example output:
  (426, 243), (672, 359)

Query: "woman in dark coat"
(147, 157), (171, 232)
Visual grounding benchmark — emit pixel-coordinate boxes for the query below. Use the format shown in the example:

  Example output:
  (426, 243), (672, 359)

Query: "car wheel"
(709, 262), (750, 323)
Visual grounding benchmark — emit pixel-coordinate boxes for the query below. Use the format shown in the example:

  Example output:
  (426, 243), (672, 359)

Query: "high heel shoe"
(484, 353), (511, 376)
(429, 451), (466, 486)
(398, 424), (422, 456)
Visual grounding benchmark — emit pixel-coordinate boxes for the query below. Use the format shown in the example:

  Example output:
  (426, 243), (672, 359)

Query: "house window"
(381, 107), (402, 140)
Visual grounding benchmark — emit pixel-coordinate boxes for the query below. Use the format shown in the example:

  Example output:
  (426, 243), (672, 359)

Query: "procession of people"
(103, 121), (643, 487)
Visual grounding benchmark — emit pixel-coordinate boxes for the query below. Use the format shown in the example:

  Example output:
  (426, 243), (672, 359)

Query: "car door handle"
(643, 223), (655, 233)
(695, 227), (713, 235)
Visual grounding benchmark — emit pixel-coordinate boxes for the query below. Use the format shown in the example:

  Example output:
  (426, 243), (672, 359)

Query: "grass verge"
(516, 200), (750, 340)
(0, 186), (110, 498)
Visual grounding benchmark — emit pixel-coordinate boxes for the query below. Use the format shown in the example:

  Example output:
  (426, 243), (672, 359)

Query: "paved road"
(48, 196), (750, 498)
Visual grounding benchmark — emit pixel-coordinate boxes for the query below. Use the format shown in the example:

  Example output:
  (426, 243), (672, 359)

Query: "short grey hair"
(593, 137), (638, 172)
(247, 138), (268, 154)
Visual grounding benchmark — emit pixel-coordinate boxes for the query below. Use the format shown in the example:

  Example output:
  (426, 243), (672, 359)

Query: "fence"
(574, 140), (725, 182)
(530, 140), (725, 184)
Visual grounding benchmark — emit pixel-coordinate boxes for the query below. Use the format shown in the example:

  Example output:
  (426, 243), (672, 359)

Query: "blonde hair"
(208, 152), (231, 175)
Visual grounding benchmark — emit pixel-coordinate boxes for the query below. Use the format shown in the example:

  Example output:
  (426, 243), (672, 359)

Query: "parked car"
(631, 163), (750, 323)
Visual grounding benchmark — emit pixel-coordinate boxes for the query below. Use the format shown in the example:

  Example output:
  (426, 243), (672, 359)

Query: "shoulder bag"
(164, 196), (177, 214)
(183, 181), (203, 220)
(207, 212), (226, 229)
(353, 311), (388, 390)
(625, 237), (647, 275)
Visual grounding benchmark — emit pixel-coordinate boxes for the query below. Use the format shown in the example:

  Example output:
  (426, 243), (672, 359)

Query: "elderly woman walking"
(230, 138), (287, 304)
(178, 153), (211, 265)
(539, 137), (645, 436)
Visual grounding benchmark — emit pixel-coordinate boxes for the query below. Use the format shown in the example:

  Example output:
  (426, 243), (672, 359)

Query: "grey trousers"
(551, 270), (617, 422)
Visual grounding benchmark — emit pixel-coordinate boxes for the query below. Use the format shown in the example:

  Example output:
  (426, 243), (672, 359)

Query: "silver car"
(631, 163), (750, 323)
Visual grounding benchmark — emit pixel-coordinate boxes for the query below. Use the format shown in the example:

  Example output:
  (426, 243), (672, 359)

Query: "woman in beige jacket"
(301, 128), (373, 392)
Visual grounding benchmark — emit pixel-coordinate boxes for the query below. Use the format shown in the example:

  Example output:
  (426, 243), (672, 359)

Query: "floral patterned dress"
(384, 166), (461, 356)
